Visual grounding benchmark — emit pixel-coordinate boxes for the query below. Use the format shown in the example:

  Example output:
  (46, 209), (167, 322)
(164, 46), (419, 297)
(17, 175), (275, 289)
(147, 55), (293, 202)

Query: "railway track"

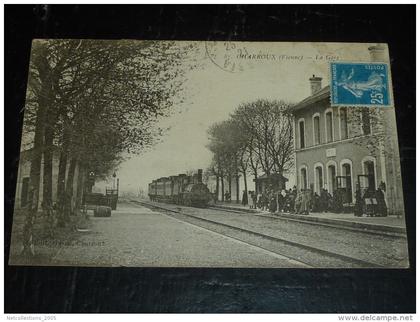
(130, 199), (385, 268)
(209, 205), (407, 239)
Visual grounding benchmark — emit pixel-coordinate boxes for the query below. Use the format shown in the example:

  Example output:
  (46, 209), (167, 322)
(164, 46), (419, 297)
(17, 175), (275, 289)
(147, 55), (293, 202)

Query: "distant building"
(254, 174), (288, 195)
(289, 45), (404, 216)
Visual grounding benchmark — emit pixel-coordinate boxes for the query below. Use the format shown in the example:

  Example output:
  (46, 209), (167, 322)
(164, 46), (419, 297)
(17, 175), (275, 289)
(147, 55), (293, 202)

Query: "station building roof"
(288, 85), (330, 114)
(254, 173), (288, 182)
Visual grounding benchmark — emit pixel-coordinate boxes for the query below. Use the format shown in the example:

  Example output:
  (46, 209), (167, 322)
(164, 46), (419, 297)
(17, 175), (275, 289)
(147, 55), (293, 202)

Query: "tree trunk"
(63, 157), (77, 222)
(215, 175), (219, 202)
(57, 123), (70, 207)
(235, 173), (240, 204)
(21, 80), (50, 257)
(75, 162), (85, 210)
(22, 120), (45, 257)
(57, 149), (67, 206)
(56, 141), (69, 227)
(228, 175), (232, 198)
(221, 174), (225, 202)
(42, 122), (54, 208)
(243, 170), (248, 198)
(254, 171), (258, 193)
(28, 123), (44, 212)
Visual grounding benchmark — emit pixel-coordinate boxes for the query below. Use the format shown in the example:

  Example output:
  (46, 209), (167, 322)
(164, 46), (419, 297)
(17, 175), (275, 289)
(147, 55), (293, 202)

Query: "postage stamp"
(330, 62), (391, 107)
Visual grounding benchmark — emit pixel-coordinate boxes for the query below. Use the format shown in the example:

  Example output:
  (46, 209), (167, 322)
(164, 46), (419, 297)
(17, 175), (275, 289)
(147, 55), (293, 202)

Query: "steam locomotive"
(148, 169), (212, 207)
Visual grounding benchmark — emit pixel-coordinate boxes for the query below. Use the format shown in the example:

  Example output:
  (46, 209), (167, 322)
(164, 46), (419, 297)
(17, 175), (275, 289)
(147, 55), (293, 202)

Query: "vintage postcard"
(9, 40), (408, 268)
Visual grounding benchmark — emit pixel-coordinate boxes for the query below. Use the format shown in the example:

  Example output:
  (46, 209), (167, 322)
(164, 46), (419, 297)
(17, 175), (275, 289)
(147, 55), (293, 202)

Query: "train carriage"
(148, 169), (211, 207)
(148, 181), (157, 201)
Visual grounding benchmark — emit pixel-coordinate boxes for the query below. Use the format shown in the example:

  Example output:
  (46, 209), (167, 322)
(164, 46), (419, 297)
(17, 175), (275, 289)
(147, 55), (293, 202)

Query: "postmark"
(205, 41), (241, 73)
(330, 62), (392, 107)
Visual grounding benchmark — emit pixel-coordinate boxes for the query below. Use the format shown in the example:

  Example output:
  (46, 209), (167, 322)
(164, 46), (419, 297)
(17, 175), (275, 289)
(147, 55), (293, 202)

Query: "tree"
(246, 137), (261, 192)
(20, 39), (199, 256)
(231, 99), (294, 176)
(54, 40), (195, 215)
(207, 99), (294, 202)
(21, 42), (57, 256)
(207, 120), (248, 203)
(207, 121), (238, 202)
(226, 119), (249, 203)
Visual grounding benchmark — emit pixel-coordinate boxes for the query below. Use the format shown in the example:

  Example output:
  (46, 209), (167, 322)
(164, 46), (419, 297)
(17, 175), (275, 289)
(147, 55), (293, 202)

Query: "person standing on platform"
(376, 182), (388, 217)
(300, 190), (310, 215)
(354, 184), (363, 217)
(242, 190), (248, 206)
(248, 191), (254, 209)
(277, 190), (285, 213)
(269, 192), (277, 213)
(252, 191), (257, 209)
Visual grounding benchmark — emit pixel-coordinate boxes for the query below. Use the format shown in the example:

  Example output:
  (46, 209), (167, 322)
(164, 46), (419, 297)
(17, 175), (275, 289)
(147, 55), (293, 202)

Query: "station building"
(289, 45), (404, 216)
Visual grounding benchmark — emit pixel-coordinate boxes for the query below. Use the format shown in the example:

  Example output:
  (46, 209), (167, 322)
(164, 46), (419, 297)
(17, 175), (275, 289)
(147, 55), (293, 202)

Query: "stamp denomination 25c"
(331, 62), (391, 107)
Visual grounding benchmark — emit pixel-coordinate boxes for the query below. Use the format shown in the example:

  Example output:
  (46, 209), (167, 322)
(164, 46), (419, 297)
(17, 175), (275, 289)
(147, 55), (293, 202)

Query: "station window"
(339, 108), (348, 140)
(300, 167), (308, 190)
(326, 111), (333, 142)
(327, 163), (336, 194)
(315, 166), (323, 194)
(363, 159), (376, 190)
(313, 115), (320, 145)
(299, 119), (305, 148)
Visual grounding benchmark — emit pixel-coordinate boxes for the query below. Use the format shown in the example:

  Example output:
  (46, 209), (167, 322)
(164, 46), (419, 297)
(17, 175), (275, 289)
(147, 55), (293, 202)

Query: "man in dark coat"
(242, 190), (248, 206)
(354, 184), (363, 217)
(375, 186), (387, 217)
(269, 193), (277, 213)
(277, 190), (285, 213)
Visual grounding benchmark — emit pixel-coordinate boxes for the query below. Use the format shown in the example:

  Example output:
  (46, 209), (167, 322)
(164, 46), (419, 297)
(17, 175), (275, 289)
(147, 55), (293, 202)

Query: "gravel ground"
(139, 200), (409, 268)
(154, 208), (370, 268)
(9, 209), (88, 266)
(48, 202), (307, 268)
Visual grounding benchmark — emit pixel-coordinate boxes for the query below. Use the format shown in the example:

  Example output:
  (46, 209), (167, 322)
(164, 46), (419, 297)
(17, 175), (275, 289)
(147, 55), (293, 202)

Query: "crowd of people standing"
(245, 187), (316, 215)
(240, 183), (387, 217)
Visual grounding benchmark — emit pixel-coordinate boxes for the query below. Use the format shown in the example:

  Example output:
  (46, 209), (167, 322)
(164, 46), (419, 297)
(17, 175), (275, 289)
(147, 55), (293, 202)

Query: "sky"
(95, 42), (378, 194)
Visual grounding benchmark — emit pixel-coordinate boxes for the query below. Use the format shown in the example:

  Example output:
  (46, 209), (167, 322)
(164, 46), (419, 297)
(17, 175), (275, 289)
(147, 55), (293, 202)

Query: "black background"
(4, 4), (416, 313)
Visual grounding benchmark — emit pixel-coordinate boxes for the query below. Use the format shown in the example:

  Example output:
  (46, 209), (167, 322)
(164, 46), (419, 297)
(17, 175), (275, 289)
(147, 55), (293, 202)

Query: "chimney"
(368, 44), (386, 62)
(197, 169), (203, 183)
(309, 75), (322, 95)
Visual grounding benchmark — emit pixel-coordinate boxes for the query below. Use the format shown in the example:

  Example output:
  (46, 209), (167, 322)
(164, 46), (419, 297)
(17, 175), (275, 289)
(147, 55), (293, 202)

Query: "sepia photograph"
(8, 40), (409, 269)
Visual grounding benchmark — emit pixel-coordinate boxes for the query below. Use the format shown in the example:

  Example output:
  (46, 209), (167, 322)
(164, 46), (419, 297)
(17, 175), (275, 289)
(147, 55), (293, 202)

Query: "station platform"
(212, 201), (407, 235)
(211, 201), (258, 213)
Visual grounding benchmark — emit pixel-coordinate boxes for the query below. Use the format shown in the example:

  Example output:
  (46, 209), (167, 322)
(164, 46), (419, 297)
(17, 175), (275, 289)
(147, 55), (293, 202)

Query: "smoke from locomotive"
(148, 169), (212, 207)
